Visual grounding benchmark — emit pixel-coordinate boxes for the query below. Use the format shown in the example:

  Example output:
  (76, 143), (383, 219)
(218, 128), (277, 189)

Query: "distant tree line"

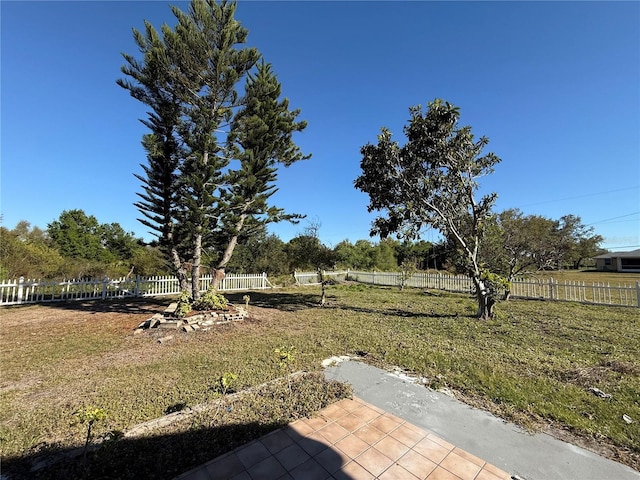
(0, 207), (604, 282)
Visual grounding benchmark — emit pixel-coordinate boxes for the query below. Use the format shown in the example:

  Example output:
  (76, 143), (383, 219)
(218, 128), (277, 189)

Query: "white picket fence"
(3, 270), (639, 309)
(0, 273), (269, 306)
(296, 270), (640, 308)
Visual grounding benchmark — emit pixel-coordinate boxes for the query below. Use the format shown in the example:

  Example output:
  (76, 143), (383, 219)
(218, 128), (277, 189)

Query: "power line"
(586, 211), (640, 226)
(518, 186), (639, 208)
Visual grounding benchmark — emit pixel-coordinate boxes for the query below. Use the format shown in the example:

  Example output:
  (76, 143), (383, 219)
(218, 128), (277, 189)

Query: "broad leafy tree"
(0, 223), (64, 279)
(481, 209), (557, 298)
(47, 210), (113, 263)
(482, 211), (604, 285)
(226, 231), (289, 275)
(119, 0), (308, 299)
(355, 99), (501, 319)
(554, 215), (604, 269)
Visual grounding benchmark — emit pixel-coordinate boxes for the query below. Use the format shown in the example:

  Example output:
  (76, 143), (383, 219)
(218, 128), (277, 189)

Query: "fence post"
(636, 281), (640, 309)
(17, 276), (25, 303)
(262, 272), (267, 289)
(549, 278), (554, 301)
(102, 276), (108, 300)
(135, 275), (141, 297)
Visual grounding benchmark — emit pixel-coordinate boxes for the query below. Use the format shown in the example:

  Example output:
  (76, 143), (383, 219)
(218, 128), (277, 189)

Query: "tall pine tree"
(118, 0), (309, 298)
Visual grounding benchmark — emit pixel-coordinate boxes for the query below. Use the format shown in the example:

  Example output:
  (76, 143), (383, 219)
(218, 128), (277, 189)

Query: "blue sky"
(2, 1), (639, 251)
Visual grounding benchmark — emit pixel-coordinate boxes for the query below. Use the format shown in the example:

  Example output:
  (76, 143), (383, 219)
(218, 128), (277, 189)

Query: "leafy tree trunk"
(211, 213), (245, 289)
(355, 99), (502, 320)
(472, 274), (494, 320)
(319, 268), (327, 306)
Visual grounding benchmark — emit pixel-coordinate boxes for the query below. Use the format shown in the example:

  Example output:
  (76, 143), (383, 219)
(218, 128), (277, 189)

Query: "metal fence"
(0, 273), (269, 306)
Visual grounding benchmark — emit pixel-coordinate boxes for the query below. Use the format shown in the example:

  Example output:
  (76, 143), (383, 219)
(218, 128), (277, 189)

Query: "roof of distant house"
(593, 248), (640, 259)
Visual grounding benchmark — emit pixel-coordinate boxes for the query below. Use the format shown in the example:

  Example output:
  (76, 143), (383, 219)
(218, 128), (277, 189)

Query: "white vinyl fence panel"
(345, 271), (640, 308)
(0, 273), (269, 306)
(2, 271), (638, 309)
(294, 270), (350, 286)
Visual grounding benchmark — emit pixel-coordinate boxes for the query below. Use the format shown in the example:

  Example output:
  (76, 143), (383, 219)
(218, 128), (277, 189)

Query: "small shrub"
(218, 372), (238, 395)
(193, 286), (228, 311)
(73, 407), (107, 459)
(176, 291), (192, 318)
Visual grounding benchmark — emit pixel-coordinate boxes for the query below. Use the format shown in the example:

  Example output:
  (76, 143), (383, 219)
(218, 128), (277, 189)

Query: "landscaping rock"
(589, 387), (612, 399)
(135, 303), (249, 336)
(164, 302), (178, 315)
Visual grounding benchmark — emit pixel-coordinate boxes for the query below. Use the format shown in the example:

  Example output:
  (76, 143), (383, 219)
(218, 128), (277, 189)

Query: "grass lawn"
(1, 284), (638, 478)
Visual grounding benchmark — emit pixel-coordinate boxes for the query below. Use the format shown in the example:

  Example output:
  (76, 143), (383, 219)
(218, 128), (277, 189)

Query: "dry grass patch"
(1, 286), (638, 478)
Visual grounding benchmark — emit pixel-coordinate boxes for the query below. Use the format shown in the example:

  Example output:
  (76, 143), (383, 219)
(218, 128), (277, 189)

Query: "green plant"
(398, 260), (418, 290)
(274, 345), (297, 370)
(274, 346), (297, 394)
(176, 290), (192, 318)
(481, 270), (511, 304)
(73, 407), (107, 460)
(218, 372), (238, 395)
(192, 286), (228, 311)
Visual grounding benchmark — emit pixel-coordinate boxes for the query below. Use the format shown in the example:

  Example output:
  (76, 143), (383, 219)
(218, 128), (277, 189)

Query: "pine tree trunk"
(169, 246), (191, 294)
(211, 267), (226, 290)
(212, 215), (245, 290)
(191, 232), (203, 300)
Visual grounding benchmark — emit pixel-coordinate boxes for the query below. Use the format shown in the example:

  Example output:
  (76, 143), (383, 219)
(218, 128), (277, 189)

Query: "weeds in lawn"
(274, 345), (297, 394)
(217, 372), (238, 395)
(72, 407), (107, 462)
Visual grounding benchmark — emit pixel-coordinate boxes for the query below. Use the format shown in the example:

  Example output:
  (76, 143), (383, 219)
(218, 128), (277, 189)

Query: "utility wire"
(586, 211), (640, 226)
(518, 186), (639, 208)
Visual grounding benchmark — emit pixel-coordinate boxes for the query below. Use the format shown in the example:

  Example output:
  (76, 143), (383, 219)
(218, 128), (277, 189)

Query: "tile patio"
(173, 396), (512, 480)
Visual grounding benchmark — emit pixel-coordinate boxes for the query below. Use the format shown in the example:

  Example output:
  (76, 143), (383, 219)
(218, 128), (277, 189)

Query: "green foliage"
(1, 215), (154, 280)
(355, 99), (500, 318)
(73, 406), (107, 458)
(175, 291), (193, 318)
(274, 345), (297, 371)
(0, 225), (64, 279)
(286, 235), (335, 272)
(192, 286), (228, 311)
(480, 209), (605, 280)
(217, 372), (238, 395)
(398, 260), (418, 289)
(480, 270), (510, 303)
(73, 407), (107, 426)
(119, 0), (309, 299)
(226, 232), (289, 275)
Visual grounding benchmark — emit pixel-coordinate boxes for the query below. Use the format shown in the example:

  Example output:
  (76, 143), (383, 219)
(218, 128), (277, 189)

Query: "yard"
(1, 284), (638, 478)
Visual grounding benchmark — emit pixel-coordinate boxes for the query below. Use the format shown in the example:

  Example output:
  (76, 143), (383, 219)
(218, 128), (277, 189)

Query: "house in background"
(593, 249), (640, 272)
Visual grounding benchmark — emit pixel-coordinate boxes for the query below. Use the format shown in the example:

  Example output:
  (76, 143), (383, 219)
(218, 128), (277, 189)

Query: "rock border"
(133, 302), (249, 336)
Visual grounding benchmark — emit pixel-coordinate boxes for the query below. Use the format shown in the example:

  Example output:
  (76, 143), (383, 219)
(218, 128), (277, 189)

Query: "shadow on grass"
(225, 290), (321, 312)
(228, 290), (471, 319)
(2, 421), (352, 480)
(29, 290), (320, 316)
(41, 296), (169, 315)
(34, 286), (472, 319)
